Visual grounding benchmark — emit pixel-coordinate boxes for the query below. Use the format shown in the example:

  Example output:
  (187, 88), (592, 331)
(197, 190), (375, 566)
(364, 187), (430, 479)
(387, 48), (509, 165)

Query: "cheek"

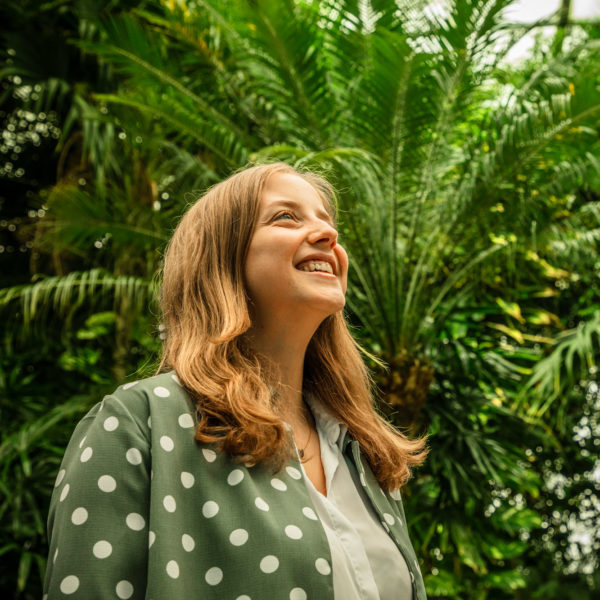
(335, 245), (349, 293)
(243, 239), (292, 302)
(242, 246), (264, 300)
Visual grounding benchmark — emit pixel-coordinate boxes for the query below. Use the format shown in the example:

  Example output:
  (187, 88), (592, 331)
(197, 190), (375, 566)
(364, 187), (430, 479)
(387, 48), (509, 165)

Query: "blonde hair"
(159, 163), (426, 490)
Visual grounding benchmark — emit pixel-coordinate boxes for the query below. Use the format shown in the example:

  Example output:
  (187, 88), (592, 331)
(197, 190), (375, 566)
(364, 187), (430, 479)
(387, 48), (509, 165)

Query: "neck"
(244, 311), (323, 424)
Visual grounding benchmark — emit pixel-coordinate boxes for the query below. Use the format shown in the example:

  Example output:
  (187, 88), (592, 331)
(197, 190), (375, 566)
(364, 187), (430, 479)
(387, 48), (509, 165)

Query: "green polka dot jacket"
(44, 372), (427, 599)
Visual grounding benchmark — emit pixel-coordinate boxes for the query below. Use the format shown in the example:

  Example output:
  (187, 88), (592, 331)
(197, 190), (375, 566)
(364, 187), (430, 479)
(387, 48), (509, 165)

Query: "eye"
(273, 211), (295, 221)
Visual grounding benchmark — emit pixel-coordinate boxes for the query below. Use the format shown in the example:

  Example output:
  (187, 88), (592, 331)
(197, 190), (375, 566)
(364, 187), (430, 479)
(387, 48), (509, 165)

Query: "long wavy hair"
(159, 162), (426, 490)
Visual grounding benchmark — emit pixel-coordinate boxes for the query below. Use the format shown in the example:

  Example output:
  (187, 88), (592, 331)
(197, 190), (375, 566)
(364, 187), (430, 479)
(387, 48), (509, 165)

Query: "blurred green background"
(1, 0), (599, 597)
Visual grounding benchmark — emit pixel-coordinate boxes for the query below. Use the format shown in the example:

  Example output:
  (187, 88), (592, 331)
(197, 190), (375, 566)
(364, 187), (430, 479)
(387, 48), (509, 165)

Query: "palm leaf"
(0, 270), (156, 329)
(519, 312), (600, 421)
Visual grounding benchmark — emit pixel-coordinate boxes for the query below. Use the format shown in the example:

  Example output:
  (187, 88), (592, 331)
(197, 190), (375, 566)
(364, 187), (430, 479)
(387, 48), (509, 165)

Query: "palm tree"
(54, 0), (600, 421)
(2, 0), (600, 596)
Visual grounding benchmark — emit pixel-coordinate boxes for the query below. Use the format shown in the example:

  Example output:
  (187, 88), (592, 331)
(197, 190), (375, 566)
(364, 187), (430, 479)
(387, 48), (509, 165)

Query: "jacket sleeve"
(44, 393), (151, 600)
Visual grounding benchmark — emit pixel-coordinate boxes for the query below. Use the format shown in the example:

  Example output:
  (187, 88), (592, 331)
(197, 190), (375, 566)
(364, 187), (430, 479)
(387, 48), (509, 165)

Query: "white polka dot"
(147, 416), (152, 428)
(103, 416), (119, 431)
(383, 512), (395, 526)
(98, 400), (104, 412)
(78, 436), (87, 448)
(202, 500), (219, 518)
(126, 513), (145, 531)
(255, 497), (269, 511)
(166, 560), (180, 578)
(53, 547), (59, 563)
(205, 566), (223, 586)
(414, 558), (421, 572)
(260, 555), (279, 574)
(302, 506), (317, 520)
(236, 596), (251, 600)
(163, 495), (176, 512)
(171, 373), (182, 386)
(290, 588), (307, 600)
(93, 540), (112, 559)
(315, 557), (331, 575)
(202, 448), (217, 462)
(122, 381), (138, 390)
(115, 580), (134, 599)
(178, 413), (194, 428)
(160, 435), (174, 452)
(359, 473), (366, 487)
(54, 469), (66, 487)
(390, 488), (402, 501)
(149, 531), (156, 547)
(382, 521), (390, 532)
(227, 469), (244, 486)
(271, 478), (287, 491)
(80, 447), (93, 462)
(182, 534), (195, 552)
(154, 386), (170, 397)
(71, 507), (88, 525)
(229, 528), (248, 546)
(285, 525), (303, 540)
(59, 575), (79, 594)
(98, 475), (116, 492)
(286, 466), (302, 480)
(126, 448), (142, 465)
(181, 471), (195, 488)
(59, 483), (70, 502)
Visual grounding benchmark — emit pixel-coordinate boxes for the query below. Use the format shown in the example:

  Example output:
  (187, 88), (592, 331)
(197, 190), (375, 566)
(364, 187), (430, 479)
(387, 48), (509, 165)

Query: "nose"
(308, 220), (338, 249)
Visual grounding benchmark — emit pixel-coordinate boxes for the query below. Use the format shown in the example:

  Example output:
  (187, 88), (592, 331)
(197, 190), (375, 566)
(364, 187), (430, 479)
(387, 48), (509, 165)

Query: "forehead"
(260, 172), (333, 219)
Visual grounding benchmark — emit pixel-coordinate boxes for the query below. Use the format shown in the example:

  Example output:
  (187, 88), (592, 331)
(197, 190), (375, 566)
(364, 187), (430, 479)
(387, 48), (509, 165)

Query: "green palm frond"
(546, 199), (600, 261)
(82, 14), (254, 147)
(0, 394), (91, 465)
(0, 270), (156, 328)
(96, 91), (250, 168)
(154, 141), (222, 190)
(479, 99), (600, 190)
(519, 311), (600, 423)
(38, 184), (169, 253)
(230, 0), (336, 146)
(66, 96), (122, 187)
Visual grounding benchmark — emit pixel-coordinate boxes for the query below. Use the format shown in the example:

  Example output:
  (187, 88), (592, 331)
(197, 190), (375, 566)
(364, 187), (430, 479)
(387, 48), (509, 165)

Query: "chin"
(312, 296), (346, 318)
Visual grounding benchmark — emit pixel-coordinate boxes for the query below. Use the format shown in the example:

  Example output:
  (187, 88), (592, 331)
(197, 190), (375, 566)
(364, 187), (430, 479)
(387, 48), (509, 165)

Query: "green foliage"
(0, 348), (106, 597)
(1, 0), (600, 598)
(522, 311), (600, 420)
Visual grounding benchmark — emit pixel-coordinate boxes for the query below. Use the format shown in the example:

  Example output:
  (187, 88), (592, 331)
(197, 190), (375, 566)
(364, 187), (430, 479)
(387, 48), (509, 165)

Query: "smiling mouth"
(296, 260), (334, 274)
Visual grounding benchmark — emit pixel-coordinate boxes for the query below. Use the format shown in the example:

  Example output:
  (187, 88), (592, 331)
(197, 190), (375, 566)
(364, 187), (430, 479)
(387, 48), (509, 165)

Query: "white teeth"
(297, 261), (333, 274)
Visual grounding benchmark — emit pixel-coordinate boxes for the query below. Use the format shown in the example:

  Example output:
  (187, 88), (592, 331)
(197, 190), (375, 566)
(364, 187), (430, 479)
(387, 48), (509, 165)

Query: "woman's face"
(244, 172), (348, 324)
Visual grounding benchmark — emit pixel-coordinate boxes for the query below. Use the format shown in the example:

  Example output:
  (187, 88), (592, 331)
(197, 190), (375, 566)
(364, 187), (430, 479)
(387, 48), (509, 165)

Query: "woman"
(44, 163), (427, 599)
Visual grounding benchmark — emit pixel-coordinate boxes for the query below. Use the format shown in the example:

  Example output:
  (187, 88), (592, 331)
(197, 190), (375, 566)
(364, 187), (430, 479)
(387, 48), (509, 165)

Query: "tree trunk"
(375, 350), (434, 434)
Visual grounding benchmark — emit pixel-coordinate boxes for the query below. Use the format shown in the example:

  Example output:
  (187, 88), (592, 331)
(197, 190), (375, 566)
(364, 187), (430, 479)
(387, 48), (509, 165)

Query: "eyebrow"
(266, 198), (334, 225)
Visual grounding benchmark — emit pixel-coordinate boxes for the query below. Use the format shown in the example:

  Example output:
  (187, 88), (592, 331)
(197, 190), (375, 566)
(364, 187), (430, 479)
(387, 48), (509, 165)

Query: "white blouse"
(301, 396), (414, 599)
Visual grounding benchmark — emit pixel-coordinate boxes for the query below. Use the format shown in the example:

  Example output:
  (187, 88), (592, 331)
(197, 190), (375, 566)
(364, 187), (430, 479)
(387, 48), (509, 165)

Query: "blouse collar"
(303, 392), (349, 451)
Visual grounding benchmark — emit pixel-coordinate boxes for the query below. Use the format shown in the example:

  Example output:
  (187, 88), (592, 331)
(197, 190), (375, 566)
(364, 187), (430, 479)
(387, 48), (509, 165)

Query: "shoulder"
(111, 370), (190, 410)
(76, 371), (193, 439)
(111, 370), (187, 402)
(55, 371), (195, 486)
